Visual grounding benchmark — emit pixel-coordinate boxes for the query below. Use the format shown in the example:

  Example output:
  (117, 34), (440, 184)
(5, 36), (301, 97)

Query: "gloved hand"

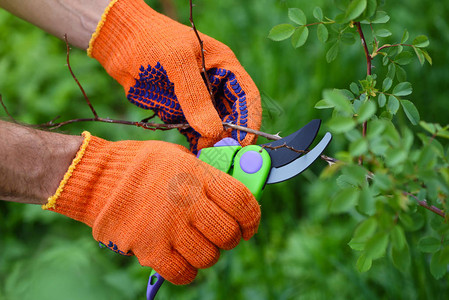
(87, 0), (262, 153)
(43, 132), (261, 285)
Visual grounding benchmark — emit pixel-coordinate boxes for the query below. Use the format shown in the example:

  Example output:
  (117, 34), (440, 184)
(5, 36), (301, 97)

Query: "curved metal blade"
(261, 119), (321, 168)
(266, 132), (332, 184)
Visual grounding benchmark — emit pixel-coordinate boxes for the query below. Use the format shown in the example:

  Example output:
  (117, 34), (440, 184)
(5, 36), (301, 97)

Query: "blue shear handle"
(146, 139), (270, 300)
(147, 269), (165, 300)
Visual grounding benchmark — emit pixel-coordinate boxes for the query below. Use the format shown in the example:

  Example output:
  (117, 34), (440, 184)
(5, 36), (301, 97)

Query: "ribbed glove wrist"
(43, 132), (261, 284)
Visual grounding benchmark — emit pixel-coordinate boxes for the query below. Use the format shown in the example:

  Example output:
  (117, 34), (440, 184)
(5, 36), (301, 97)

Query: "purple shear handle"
(147, 137), (242, 300)
(147, 270), (165, 300)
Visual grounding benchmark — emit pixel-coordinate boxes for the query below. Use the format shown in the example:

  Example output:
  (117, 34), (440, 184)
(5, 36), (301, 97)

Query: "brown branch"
(262, 143), (307, 154)
(355, 22), (372, 77)
(0, 94), (18, 123)
(64, 34), (98, 119)
(222, 122), (281, 141)
(40, 117), (189, 131)
(403, 192), (445, 218)
(189, 0), (215, 108)
(355, 22), (371, 165)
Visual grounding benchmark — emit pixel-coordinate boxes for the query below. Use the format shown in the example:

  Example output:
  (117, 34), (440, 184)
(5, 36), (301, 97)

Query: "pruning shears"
(147, 119), (332, 300)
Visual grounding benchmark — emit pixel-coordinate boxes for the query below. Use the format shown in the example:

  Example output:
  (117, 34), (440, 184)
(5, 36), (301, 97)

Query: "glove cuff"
(42, 131), (92, 211)
(42, 132), (113, 227)
(87, 0), (172, 89)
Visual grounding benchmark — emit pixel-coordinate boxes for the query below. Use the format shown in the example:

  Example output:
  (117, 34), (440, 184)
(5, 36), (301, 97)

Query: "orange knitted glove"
(43, 132), (260, 284)
(87, 0), (262, 153)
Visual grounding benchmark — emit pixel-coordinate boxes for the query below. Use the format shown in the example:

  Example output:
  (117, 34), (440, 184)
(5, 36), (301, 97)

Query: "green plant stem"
(376, 43), (413, 53)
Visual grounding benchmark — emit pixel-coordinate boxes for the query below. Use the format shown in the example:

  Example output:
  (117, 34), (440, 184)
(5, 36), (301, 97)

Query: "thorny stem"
(64, 34), (98, 119)
(189, 0), (215, 108)
(1, 4), (337, 166)
(403, 192), (445, 218)
(0, 94), (16, 123)
(355, 22), (371, 165)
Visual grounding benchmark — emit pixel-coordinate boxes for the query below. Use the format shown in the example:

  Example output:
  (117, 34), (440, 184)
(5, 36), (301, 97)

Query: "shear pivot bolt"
(240, 151), (263, 174)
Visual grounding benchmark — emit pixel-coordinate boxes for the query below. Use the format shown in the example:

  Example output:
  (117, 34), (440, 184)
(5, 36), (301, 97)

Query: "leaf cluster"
(270, 0), (449, 280)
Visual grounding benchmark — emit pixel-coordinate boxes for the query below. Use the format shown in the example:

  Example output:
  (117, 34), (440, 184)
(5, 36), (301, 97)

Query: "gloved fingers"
(191, 196), (241, 250)
(170, 58), (224, 146)
(142, 246), (198, 285)
(206, 173), (261, 241)
(201, 41), (262, 146)
(174, 221), (220, 269)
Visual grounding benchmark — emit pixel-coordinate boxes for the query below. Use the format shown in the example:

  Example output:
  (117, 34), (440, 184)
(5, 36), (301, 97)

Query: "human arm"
(0, 0), (263, 152)
(0, 120), (261, 284)
(0, 120), (83, 204)
(0, 0), (109, 49)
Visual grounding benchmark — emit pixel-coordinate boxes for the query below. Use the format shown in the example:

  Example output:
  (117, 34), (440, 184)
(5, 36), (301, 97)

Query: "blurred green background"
(1, 0), (449, 299)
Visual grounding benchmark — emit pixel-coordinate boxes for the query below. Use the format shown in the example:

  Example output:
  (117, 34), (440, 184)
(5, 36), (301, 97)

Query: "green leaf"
(395, 51), (413, 65)
(418, 237), (441, 253)
(373, 11), (390, 23)
(390, 226), (407, 250)
(349, 218), (377, 250)
(350, 82), (359, 95)
(377, 93), (386, 107)
(341, 32), (356, 45)
(401, 29), (409, 43)
(291, 26), (309, 48)
(313, 7), (323, 21)
(268, 24), (295, 41)
(317, 24), (329, 43)
(366, 233), (389, 259)
(373, 173), (392, 191)
(350, 137), (368, 156)
(391, 243), (411, 271)
(345, 0), (367, 21)
(356, 253), (372, 272)
(399, 212), (424, 231)
(382, 77), (392, 92)
(341, 165), (368, 186)
(367, 11), (390, 24)
(330, 187), (360, 213)
(385, 147), (407, 167)
(421, 48), (433, 65)
(392, 82), (412, 96)
(337, 174), (359, 189)
(288, 8), (307, 25)
(387, 63), (396, 80)
(396, 65), (407, 82)
(430, 250), (448, 279)
(326, 42), (340, 62)
(340, 89), (355, 100)
(357, 100), (376, 123)
(323, 89), (354, 114)
(358, 186), (375, 215)
(327, 116), (357, 133)
(367, 119), (386, 138)
(413, 35), (430, 48)
(314, 99), (334, 109)
(387, 95), (400, 114)
(401, 100), (420, 125)
(413, 46), (425, 66)
(375, 29), (392, 37)
(361, 0), (377, 20)
(354, 218), (378, 241)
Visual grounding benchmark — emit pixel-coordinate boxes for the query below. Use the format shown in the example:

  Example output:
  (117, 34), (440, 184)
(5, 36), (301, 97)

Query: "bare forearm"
(0, 120), (83, 204)
(0, 0), (110, 49)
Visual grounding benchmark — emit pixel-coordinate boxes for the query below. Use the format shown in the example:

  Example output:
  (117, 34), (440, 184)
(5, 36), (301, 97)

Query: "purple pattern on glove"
(127, 63), (248, 153)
